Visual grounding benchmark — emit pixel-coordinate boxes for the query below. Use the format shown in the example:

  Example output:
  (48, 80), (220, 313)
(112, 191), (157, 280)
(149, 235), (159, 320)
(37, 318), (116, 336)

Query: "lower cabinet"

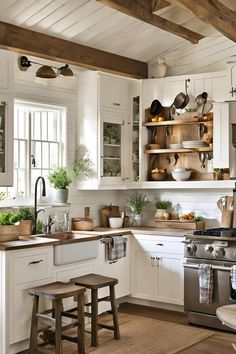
(131, 234), (184, 306)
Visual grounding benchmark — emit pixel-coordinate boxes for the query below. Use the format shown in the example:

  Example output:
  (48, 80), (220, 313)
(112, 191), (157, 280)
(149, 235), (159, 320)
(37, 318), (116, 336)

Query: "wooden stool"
(29, 281), (86, 354)
(70, 273), (120, 347)
(217, 304), (236, 352)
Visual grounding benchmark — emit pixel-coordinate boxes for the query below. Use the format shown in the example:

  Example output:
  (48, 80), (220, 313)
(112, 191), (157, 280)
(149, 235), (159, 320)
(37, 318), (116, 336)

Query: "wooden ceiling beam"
(170, 0), (236, 43)
(97, 0), (204, 44)
(0, 21), (148, 79)
(152, 0), (171, 12)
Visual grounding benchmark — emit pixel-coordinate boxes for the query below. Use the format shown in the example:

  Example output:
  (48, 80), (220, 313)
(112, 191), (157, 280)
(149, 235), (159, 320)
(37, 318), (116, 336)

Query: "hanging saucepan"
(150, 99), (163, 116)
(195, 92), (208, 107)
(172, 92), (186, 109)
(180, 79), (190, 109)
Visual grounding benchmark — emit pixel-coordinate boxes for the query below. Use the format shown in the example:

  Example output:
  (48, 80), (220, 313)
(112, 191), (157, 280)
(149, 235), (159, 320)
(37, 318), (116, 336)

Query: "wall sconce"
(18, 56), (73, 79)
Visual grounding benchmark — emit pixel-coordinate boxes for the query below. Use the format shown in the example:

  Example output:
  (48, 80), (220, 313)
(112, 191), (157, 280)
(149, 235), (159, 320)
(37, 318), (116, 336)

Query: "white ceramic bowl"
(171, 170), (192, 181)
(169, 143), (183, 149)
(109, 217), (123, 229)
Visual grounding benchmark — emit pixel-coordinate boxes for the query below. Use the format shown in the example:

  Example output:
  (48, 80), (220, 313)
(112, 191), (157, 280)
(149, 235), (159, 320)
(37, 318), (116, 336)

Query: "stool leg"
(77, 293), (85, 354)
(29, 295), (39, 354)
(109, 285), (120, 340)
(91, 289), (98, 347)
(53, 299), (63, 354)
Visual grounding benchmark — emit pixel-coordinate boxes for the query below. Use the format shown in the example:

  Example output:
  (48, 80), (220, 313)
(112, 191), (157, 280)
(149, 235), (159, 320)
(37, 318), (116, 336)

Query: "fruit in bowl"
(151, 168), (167, 181)
(179, 213), (195, 221)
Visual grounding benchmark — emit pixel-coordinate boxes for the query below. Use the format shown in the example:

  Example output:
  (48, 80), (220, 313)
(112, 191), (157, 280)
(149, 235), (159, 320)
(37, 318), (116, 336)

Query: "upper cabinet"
(0, 49), (14, 94)
(228, 60), (236, 101)
(77, 72), (134, 190)
(0, 96), (13, 186)
(100, 75), (128, 112)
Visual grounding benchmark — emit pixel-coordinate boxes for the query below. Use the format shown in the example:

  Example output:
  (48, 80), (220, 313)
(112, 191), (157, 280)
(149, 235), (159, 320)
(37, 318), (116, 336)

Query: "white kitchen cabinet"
(213, 102), (229, 168)
(0, 247), (53, 354)
(228, 60), (236, 101)
(0, 96), (13, 186)
(0, 50), (14, 94)
(77, 71), (132, 190)
(131, 235), (184, 306)
(96, 235), (131, 299)
(100, 75), (128, 112)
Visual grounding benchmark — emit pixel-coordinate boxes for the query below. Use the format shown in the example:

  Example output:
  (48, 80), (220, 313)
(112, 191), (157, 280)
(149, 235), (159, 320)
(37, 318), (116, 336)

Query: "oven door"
(184, 258), (236, 315)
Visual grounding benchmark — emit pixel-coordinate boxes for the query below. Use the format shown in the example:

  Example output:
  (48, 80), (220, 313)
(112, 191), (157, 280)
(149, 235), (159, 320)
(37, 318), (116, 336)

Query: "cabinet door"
(0, 96), (13, 186)
(157, 253), (184, 305)
(100, 75), (128, 112)
(101, 117), (126, 185)
(228, 61), (236, 100)
(213, 102), (229, 168)
(131, 249), (157, 300)
(0, 51), (13, 93)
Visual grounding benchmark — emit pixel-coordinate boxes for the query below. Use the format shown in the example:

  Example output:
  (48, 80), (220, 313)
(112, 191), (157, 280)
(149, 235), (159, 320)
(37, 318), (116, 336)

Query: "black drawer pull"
(156, 243), (164, 246)
(28, 259), (43, 266)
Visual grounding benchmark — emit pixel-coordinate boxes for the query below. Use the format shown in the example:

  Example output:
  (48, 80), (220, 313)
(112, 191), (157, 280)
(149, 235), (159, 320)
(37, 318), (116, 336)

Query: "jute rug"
(43, 313), (214, 354)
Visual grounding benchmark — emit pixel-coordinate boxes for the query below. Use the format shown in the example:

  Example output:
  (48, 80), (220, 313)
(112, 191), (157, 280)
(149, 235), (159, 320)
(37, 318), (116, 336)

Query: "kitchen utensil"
(198, 152), (206, 168)
(100, 204), (120, 227)
(180, 79), (190, 109)
(166, 155), (171, 164)
(150, 99), (163, 116)
(173, 153), (179, 166)
(173, 92), (186, 109)
(221, 210), (233, 228)
(195, 92), (208, 107)
(152, 127), (159, 144)
(202, 100), (213, 115)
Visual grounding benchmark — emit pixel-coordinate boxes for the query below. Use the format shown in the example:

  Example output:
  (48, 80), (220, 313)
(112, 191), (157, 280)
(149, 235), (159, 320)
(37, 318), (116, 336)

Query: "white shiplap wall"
(11, 51), (230, 228)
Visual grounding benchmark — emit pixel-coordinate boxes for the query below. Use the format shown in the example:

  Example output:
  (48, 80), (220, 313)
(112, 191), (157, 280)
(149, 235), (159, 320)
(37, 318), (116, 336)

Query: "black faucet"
(32, 176), (46, 235)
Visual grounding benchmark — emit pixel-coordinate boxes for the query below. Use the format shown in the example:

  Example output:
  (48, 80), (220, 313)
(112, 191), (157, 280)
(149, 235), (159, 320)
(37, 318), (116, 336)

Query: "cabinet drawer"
(13, 249), (52, 284)
(137, 239), (184, 255)
(100, 75), (128, 112)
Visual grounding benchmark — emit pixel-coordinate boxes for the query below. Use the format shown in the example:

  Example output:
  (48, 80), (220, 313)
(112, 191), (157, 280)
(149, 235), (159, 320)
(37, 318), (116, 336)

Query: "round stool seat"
(217, 304), (236, 330)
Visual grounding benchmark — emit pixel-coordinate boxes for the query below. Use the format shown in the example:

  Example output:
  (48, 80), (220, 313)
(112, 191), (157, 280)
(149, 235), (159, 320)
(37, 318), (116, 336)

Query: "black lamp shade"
(58, 64), (73, 77)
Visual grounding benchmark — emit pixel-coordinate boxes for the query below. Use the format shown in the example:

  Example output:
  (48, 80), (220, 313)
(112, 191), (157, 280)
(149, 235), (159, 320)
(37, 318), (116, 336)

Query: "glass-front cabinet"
(101, 118), (125, 186)
(0, 96), (13, 186)
(131, 96), (140, 182)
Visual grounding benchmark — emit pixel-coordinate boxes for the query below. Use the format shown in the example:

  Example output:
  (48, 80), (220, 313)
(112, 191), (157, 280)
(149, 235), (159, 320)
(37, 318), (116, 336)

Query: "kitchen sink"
(39, 232), (99, 266)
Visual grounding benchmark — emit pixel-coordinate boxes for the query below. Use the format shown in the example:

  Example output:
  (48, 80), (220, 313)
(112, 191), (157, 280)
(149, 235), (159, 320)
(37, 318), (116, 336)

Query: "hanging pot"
(150, 99), (163, 116)
(180, 79), (190, 109)
(195, 92), (208, 107)
(173, 92), (186, 109)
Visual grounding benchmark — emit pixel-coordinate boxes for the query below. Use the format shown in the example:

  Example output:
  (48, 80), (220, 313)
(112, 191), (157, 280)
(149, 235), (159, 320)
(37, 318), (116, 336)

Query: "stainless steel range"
(184, 227), (236, 332)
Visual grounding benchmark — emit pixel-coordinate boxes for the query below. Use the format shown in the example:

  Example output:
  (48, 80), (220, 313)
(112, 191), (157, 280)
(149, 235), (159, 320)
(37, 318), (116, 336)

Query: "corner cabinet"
(0, 96), (13, 186)
(77, 71), (140, 190)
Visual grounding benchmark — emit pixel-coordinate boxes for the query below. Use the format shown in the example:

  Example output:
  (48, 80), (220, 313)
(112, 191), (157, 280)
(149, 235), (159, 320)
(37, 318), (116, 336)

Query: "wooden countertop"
(0, 227), (188, 251)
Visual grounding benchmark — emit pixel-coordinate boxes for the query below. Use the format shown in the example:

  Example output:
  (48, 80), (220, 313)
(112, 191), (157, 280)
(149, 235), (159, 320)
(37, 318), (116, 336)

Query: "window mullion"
(28, 111), (32, 198)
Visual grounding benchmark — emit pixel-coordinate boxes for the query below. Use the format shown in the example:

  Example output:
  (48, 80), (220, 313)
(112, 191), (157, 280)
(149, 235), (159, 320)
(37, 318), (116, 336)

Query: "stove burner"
(193, 227), (236, 237)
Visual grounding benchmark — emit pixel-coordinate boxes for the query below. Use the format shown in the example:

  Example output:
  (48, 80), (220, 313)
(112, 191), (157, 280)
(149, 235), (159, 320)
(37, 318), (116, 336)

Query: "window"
(6, 101), (66, 198)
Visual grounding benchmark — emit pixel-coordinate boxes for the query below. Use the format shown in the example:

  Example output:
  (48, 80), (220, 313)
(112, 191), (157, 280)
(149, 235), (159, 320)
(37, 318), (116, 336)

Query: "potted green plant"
(0, 210), (21, 241)
(155, 200), (171, 220)
(48, 166), (73, 203)
(103, 163), (111, 177)
(109, 164), (120, 177)
(17, 207), (34, 236)
(128, 192), (148, 226)
(107, 126), (119, 144)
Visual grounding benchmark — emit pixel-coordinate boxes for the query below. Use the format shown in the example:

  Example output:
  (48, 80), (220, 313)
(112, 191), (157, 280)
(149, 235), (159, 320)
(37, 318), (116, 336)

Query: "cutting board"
(221, 210), (233, 228)
(217, 196), (234, 228)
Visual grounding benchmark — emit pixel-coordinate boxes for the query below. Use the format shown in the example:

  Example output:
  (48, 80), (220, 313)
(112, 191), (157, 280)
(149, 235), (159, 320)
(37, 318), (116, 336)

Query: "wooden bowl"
(151, 171), (166, 181)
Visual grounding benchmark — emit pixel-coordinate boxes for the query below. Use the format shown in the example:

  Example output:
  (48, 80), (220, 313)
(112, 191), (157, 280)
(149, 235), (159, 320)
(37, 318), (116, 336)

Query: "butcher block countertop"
(0, 227), (188, 251)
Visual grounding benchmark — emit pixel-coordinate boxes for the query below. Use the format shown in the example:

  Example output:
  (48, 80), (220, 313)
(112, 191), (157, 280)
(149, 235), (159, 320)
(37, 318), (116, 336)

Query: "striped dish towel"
(107, 236), (127, 261)
(231, 265), (236, 290)
(198, 264), (214, 304)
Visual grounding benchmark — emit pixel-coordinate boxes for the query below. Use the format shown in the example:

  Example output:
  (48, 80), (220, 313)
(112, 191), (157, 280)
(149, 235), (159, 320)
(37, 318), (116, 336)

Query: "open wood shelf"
(144, 118), (213, 127)
(146, 147), (213, 154)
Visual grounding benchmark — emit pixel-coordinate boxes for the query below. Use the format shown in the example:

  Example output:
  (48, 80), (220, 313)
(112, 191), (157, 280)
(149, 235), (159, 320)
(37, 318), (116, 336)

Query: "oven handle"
(183, 263), (232, 271)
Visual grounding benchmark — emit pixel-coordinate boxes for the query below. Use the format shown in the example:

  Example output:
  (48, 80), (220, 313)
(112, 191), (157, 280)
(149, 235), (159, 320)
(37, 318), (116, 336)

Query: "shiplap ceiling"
(0, 0), (236, 75)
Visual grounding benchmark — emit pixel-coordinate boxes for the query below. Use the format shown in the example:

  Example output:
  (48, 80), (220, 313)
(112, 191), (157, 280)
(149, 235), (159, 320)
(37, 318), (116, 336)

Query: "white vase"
(153, 57), (168, 78)
(53, 189), (68, 203)
(133, 214), (143, 227)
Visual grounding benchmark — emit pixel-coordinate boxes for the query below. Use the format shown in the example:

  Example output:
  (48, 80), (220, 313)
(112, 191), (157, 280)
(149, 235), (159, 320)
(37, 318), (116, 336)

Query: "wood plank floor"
(119, 302), (236, 354)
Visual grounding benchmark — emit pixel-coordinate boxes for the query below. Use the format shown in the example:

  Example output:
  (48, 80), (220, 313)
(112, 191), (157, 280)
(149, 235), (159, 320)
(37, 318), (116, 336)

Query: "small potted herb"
(48, 167), (72, 203)
(107, 126), (119, 144)
(0, 210), (21, 240)
(155, 200), (171, 220)
(103, 163), (111, 177)
(213, 168), (223, 180)
(128, 192), (148, 226)
(17, 207), (34, 236)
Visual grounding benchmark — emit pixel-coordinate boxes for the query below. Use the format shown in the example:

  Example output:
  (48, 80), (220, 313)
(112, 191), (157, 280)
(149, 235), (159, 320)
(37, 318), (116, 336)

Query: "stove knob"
(214, 247), (226, 258)
(186, 244), (197, 253)
(205, 245), (214, 253)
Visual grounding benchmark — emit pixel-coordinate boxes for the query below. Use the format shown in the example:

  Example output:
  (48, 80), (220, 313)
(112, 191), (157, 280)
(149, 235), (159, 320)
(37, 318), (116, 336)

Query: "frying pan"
(180, 79), (190, 109)
(150, 99), (163, 116)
